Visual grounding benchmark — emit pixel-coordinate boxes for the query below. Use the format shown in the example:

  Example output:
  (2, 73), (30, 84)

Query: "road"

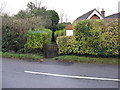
(2, 58), (119, 88)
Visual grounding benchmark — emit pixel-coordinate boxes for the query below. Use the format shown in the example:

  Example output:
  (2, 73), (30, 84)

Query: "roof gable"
(75, 9), (104, 21)
(76, 9), (94, 21)
(87, 9), (103, 19)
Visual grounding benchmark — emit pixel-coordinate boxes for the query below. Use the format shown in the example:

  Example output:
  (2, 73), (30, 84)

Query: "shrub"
(2, 24), (25, 52)
(24, 28), (52, 53)
(100, 19), (119, 56)
(2, 16), (51, 35)
(56, 23), (66, 30)
(54, 29), (65, 41)
(57, 20), (119, 57)
(2, 16), (51, 53)
(56, 22), (71, 30)
(56, 36), (79, 55)
(74, 19), (119, 56)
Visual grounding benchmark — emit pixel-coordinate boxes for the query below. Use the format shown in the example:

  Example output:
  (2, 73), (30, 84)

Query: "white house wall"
(66, 30), (73, 36)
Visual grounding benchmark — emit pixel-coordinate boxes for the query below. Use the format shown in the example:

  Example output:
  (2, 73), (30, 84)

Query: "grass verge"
(1, 52), (43, 60)
(53, 55), (119, 64)
(1, 52), (119, 64)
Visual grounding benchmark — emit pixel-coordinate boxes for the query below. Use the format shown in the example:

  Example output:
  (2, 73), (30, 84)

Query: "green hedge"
(24, 28), (52, 52)
(2, 16), (51, 53)
(74, 20), (104, 55)
(57, 19), (119, 57)
(56, 36), (79, 55)
(2, 24), (25, 52)
(54, 29), (65, 41)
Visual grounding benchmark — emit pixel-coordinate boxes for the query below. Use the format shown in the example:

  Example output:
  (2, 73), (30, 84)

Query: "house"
(105, 13), (120, 19)
(75, 8), (120, 22)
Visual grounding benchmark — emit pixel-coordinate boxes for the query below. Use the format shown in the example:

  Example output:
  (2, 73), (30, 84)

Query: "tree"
(14, 1), (47, 18)
(14, 10), (27, 19)
(45, 10), (60, 42)
(47, 10), (59, 26)
(27, 2), (36, 11)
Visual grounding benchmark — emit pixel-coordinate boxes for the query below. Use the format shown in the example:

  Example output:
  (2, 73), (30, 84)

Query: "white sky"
(1, 0), (120, 22)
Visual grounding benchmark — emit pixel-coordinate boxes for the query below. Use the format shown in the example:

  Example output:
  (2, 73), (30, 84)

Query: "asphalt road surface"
(2, 58), (119, 88)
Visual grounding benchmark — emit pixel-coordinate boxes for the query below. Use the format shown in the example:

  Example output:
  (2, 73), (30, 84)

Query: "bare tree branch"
(0, 2), (6, 16)
(60, 11), (64, 23)
(65, 14), (68, 23)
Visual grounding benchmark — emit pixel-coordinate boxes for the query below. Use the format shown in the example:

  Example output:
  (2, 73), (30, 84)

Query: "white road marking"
(24, 70), (120, 82)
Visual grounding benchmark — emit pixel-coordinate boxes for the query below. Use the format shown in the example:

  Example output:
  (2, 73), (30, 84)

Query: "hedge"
(2, 24), (25, 52)
(56, 36), (79, 55)
(75, 19), (119, 56)
(74, 20), (104, 55)
(57, 19), (119, 57)
(2, 16), (51, 53)
(24, 28), (52, 53)
(54, 29), (65, 41)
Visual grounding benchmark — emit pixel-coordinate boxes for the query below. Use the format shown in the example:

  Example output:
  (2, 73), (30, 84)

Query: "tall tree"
(46, 10), (60, 42)
(14, 10), (27, 19)
(46, 10), (59, 26)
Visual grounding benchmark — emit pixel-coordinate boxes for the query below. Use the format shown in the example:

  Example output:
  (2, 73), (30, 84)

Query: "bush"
(24, 28), (52, 53)
(100, 19), (119, 56)
(2, 16), (52, 35)
(56, 23), (66, 30)
(2, 24), (25, 52)
(74, 19), (119, 56)
(2, 16), (51, 53)
(56, 36), (79, 55)
(56, 20), (119, 57)
(74, 20), (103, 55)
(54, 29), (65, 41)
(56, 22), (71, 30)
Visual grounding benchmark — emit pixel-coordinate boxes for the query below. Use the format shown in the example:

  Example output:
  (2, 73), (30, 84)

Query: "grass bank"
(53, 55), (119, 64)
(1, 52), (119, 64)
(1, 52), (43, 60)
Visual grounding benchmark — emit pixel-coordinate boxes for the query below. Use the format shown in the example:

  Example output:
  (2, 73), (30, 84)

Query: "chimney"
(101, 8), (105, 17)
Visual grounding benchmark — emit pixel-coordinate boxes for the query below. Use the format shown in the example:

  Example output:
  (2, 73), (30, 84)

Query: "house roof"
(75, 9), (104, 21)
(65, 24), (73, 30)
(104, 13), (120, 19)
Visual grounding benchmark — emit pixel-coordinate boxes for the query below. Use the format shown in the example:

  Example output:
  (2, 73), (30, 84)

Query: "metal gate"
(44, 44), (58, 58)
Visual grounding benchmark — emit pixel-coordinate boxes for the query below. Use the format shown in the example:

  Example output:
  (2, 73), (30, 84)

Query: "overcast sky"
(1, 0), (120, 22)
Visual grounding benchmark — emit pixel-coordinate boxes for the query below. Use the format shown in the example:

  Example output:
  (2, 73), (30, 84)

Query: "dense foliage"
(46, 10), (59, 26)
(56, 36), (79, 55)
(54, 29), (65, 41)
(14, 1), (48, 19)
(2, 15), (51, 52)
(56, 22), (71, 30)
(24, 28), (52, 53)
(56, 19), (119, 57)
(2, 24), (25, 52)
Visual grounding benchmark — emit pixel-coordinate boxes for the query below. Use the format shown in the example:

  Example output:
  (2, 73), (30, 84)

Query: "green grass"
(53, 55), (119, 64)
(0, 52), (119, 64)
(1, 52), (43, 60)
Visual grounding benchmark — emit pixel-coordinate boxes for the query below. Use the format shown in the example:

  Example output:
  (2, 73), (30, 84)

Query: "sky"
(0, 0), (120, 22)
